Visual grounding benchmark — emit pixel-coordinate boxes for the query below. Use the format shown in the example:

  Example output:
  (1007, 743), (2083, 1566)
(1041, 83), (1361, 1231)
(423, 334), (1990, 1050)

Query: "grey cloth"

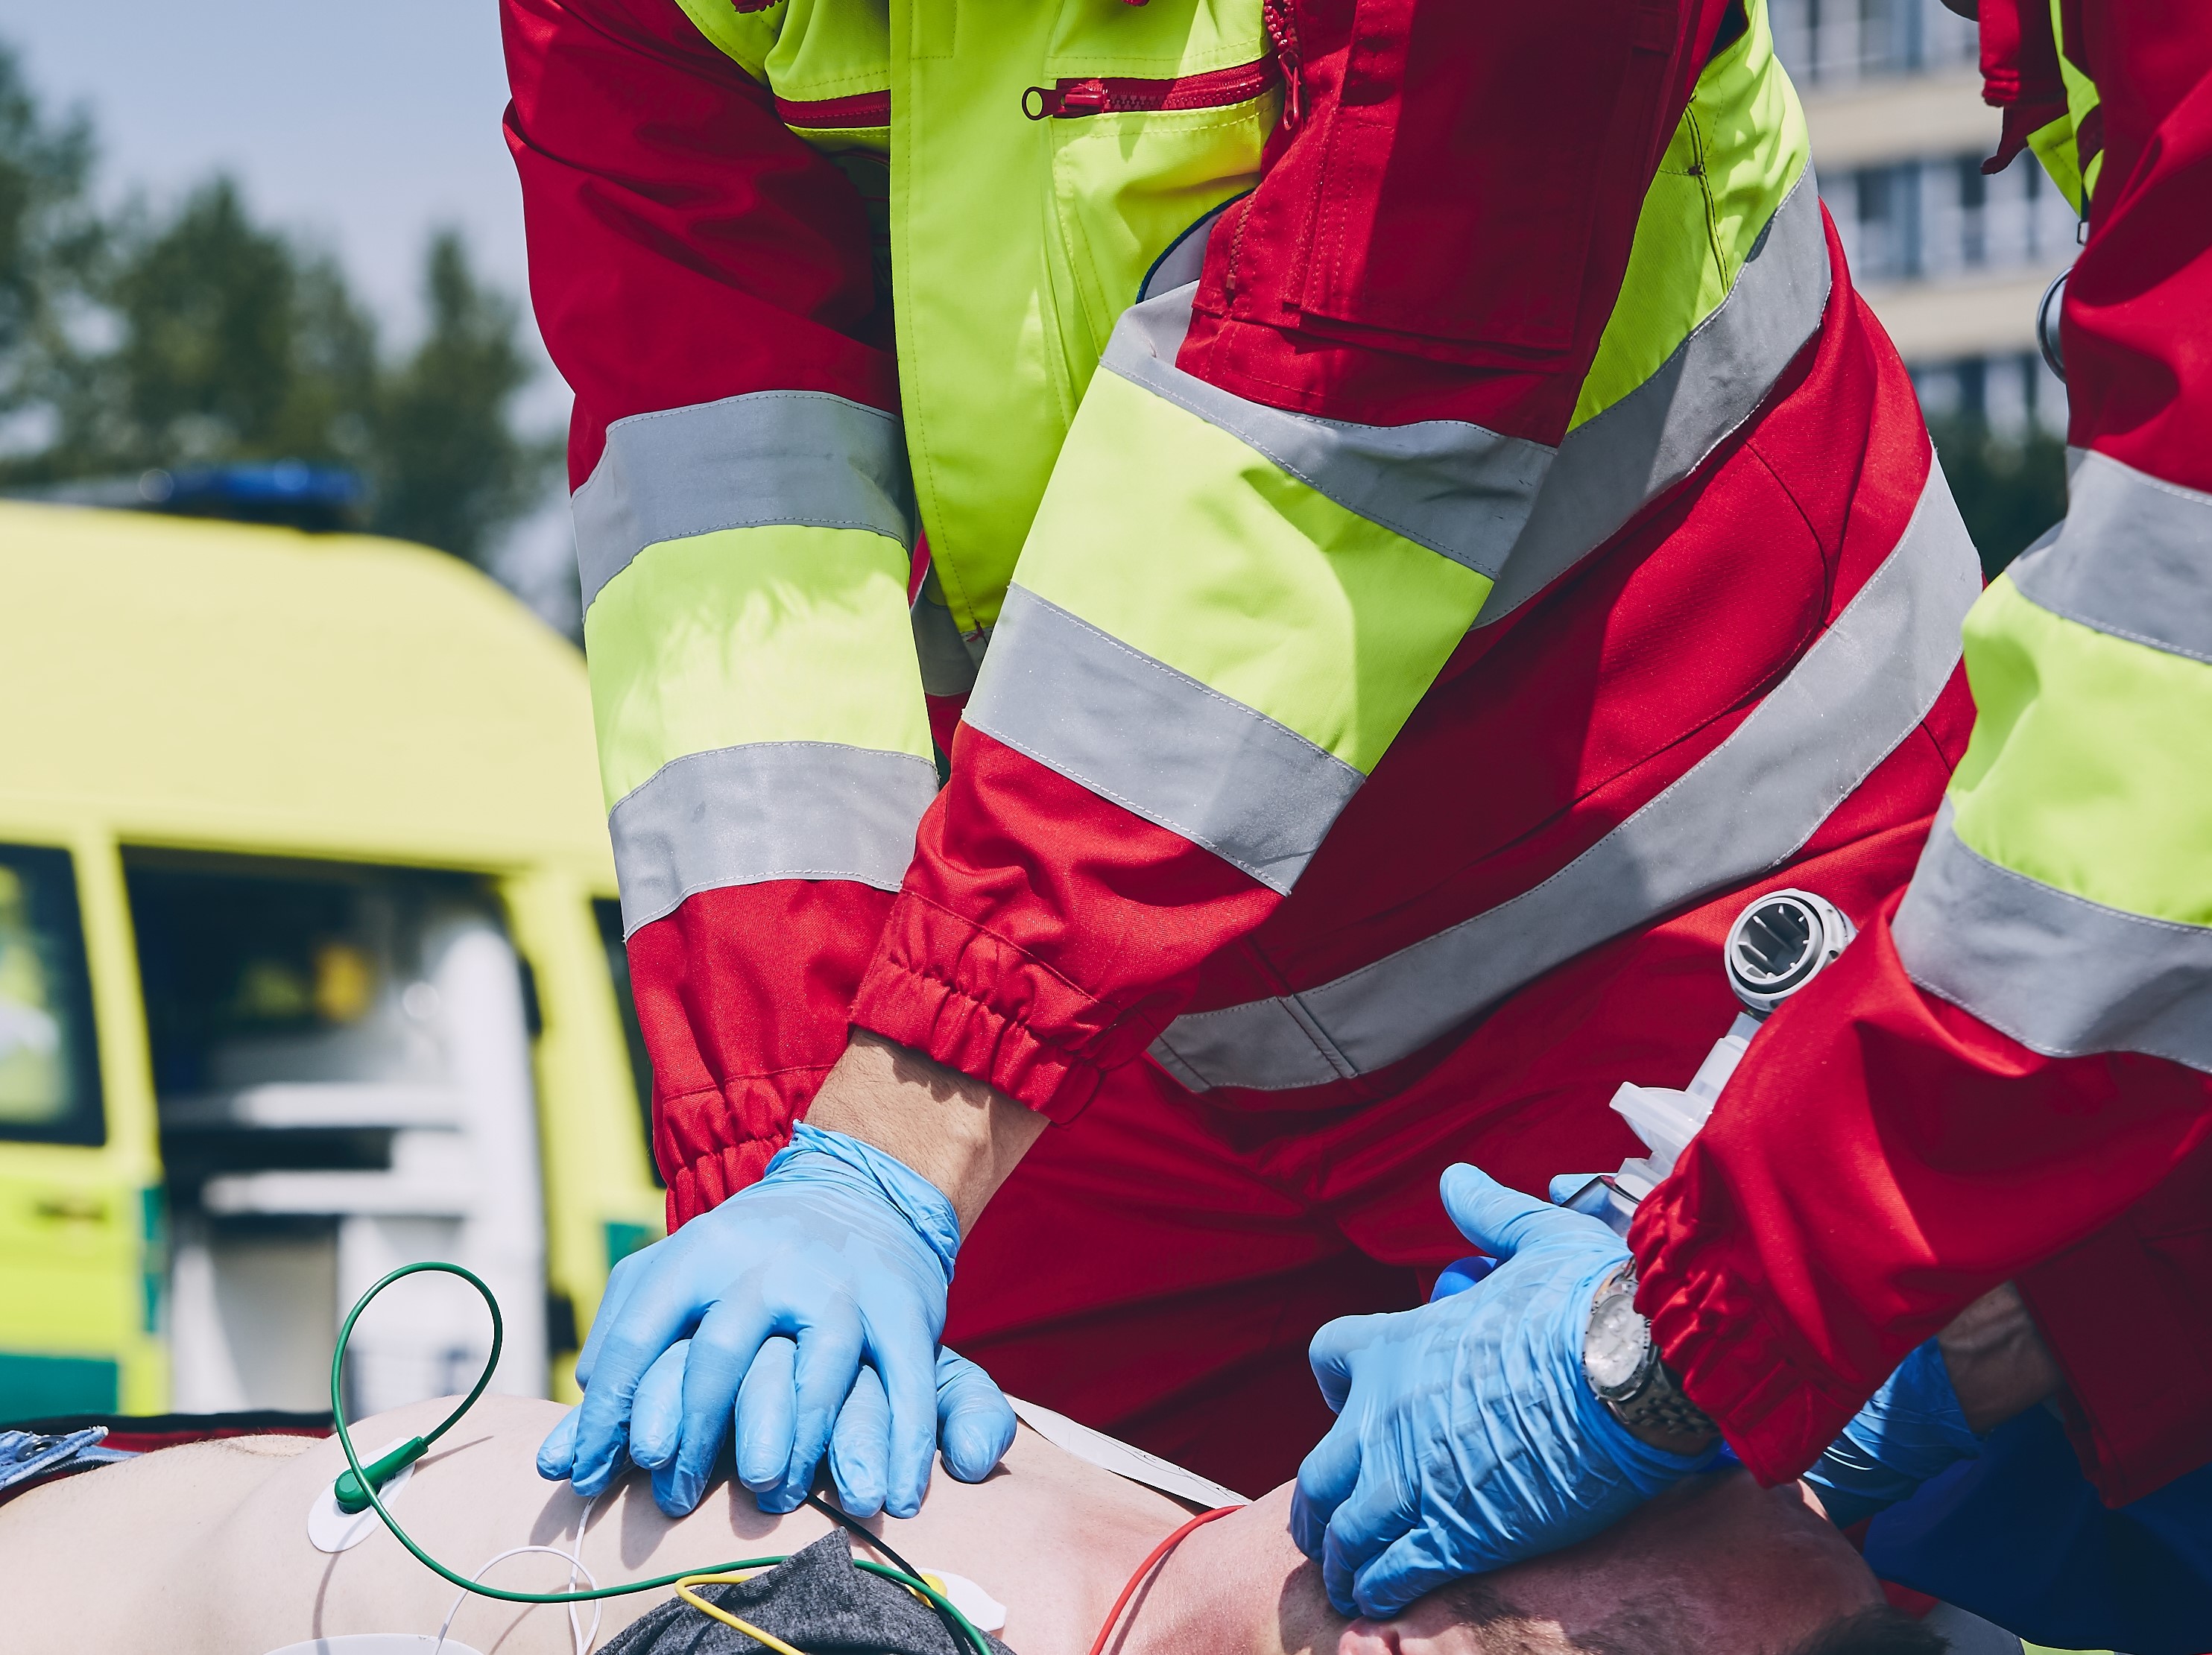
(602, 1530), (1014, 1655)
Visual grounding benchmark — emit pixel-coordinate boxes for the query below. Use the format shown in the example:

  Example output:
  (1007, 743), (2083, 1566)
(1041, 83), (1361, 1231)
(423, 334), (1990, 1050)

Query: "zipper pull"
(1058, 79), (1111, 116)
(1263, 0), (1304, 130)
(1023, 79), (1110, 120)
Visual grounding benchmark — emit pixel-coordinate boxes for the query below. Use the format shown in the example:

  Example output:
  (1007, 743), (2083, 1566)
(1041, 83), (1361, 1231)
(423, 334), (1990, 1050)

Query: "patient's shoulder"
(2, 1431), (297, 1527)
(217, 1431), (320, 1458)
(0, 1431), (315, 1654)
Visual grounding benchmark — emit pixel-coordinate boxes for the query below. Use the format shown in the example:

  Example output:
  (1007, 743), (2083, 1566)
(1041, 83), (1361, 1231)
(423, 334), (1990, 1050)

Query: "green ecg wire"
(328, 1261), (990, 1655)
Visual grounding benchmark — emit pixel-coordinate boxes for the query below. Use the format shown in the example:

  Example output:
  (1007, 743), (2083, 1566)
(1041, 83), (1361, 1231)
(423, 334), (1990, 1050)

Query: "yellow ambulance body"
(0, 502), (660, 1418)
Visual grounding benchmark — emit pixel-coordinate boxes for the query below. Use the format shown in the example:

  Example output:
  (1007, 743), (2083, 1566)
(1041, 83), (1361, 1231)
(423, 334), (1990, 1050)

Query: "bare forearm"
(1938, 1282), (2064, 1434)
(804, 1028), (1049, 1232)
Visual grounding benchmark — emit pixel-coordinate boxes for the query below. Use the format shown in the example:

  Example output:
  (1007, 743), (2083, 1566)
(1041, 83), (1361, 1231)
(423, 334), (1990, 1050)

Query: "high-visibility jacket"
(502, 0), (1970, 1299)
(1634, 0), (2212, 1509)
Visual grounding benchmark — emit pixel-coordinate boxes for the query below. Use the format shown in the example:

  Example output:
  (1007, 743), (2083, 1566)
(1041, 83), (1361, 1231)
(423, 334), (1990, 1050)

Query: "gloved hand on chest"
(536, 1121), (1014, 1519)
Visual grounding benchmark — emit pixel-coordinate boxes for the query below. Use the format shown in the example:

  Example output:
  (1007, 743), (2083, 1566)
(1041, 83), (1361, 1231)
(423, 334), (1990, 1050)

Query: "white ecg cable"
(433, 1495), (604, 1655)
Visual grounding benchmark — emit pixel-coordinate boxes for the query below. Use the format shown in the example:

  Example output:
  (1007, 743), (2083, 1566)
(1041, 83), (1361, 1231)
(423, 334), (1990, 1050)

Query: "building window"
(1824, 151), (2081, 285)
(1830, 162), (1921, 281)
(1912, 352), (2068, 440)
(1769, 0), (1977, 88)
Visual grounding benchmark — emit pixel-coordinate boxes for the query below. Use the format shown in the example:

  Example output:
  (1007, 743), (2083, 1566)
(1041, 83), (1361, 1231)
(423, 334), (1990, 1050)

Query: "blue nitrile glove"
(1292, 1165), (1719, 1618)
(812, 1347), (1016, 1518)
(535, 1122), (1011, 1518)
(1805, 1338), (1985, 1528)
(586, 1338), (1016, 1518)
(1428, 1256), (1497, 1300)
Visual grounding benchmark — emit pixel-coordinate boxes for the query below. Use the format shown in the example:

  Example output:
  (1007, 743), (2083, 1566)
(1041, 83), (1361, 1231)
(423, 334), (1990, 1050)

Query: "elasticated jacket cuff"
(658, 1067), (827, 1232)
(848, 891), (1131, 1123)
(1631, 1205), (1873, 1487)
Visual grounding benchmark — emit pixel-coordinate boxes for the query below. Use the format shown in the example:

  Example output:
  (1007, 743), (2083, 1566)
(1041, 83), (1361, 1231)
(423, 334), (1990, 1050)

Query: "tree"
(15, 180), (552, 566)
(31, 177), (379, 479)
(368, 230), (549, 565)
(0, 41), (553, 570)
(1928, 416), (2069, 582)
(0, 42), (99, 425)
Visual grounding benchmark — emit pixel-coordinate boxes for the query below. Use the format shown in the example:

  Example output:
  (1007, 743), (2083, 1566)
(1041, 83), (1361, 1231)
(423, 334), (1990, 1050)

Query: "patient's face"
(1330, 1474), (1878, 1655)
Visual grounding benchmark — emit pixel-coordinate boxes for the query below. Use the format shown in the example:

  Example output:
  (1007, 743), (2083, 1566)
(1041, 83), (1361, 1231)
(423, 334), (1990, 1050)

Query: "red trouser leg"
(944, 1054), (1415, 1499)
(946, 703), (1959, 1497)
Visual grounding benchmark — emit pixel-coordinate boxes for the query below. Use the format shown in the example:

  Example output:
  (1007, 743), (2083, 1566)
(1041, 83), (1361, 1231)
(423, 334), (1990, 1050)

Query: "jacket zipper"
(1022, 57), (1281, 121)
(1261, 0), (1304, 129)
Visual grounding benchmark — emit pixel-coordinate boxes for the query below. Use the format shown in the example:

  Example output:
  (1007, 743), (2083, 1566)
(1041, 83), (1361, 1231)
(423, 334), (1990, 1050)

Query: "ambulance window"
(0, 843), (104, 1146)
(124, 854), (491, 1101)
(592, 898), (661, 1187)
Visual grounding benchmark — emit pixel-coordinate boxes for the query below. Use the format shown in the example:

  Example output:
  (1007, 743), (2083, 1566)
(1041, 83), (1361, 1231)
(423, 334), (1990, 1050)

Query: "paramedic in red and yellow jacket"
(505, 0), (1983, 1537)
(1277, 0), (2212, 1618)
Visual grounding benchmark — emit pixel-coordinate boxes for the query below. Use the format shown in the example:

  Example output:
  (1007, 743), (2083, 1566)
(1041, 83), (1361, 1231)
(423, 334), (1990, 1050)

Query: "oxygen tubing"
(328, 1261), (992, 1655)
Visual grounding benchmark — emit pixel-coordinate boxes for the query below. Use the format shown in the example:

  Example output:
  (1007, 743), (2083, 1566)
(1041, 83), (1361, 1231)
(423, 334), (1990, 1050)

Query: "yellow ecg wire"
(675, 1563), (958, 1654)
(676, 1572), (812, 1655)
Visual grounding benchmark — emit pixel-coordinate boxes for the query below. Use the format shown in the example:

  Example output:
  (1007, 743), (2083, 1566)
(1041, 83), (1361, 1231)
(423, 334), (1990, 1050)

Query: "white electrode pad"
(917, 1569), (1008, 1634)
(306, 1437), (418, 1553)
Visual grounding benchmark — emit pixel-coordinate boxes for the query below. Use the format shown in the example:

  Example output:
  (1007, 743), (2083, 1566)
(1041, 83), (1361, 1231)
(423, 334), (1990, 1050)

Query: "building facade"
(1774, 0), (2076, 437)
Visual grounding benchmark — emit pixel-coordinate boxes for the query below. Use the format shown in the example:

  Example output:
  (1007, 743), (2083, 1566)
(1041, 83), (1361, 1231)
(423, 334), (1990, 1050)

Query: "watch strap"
(1607, 1354), (1718, 1442)
(1586, 1266), (1717, 1446)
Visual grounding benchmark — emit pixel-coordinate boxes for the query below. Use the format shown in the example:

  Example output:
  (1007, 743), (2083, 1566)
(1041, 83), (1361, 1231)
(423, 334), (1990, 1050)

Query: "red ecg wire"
(1085, 1505), (1242, 1655)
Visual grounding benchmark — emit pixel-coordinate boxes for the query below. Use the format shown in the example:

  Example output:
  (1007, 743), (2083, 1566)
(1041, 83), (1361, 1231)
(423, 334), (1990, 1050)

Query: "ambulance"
(0, 501), (662, 1422)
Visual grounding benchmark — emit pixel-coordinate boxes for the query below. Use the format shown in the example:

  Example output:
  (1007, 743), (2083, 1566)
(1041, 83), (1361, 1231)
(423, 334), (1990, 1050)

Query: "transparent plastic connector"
(1555, 889), (1856, 1235)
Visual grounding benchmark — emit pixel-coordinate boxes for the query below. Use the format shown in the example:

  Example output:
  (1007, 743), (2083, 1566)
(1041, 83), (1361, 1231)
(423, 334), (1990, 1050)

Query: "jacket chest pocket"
(1034, 60), (1281, 369)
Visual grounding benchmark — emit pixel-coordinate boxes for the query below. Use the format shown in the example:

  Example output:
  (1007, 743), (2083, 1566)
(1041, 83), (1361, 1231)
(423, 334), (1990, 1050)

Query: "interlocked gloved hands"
(535, 1122), (1015, 1519)
(1804, 1338), (1985, 1528)
(1292, 1165), (1719, 1618)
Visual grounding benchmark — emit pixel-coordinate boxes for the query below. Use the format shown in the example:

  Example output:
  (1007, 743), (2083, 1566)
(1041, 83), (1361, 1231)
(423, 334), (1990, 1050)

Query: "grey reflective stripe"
(964, 585), (1362, 894)
(1473, 169), (1832, 627)
(574, 390), (915, 611)
(608, 741), (938, 937)
(1149, 456), (1980, 1092)
(1101, 287), (1555, 581)
(2008, 450), (2212, 665)
(1895, 803), (2212, 1072)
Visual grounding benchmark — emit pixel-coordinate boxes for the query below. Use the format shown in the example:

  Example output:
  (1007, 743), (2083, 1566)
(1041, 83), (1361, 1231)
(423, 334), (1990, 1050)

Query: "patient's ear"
(1337, 1618), (1408, 1655)
(1338, 1583), (1566, 1655)
(1338, 1594), (1526, 1655)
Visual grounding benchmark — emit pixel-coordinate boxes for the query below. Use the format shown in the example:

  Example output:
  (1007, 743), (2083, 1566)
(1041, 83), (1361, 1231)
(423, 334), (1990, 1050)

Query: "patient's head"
(1324, 1473), (1936, 1655)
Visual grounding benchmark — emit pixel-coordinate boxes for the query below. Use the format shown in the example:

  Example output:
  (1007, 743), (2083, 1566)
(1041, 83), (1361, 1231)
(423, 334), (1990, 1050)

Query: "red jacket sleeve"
(1631, 902), (2212, 1492)
(504, 0), (922, 1227)
(850, 0), (1737, 1119)
(2014, 1131), (2212, 1506)
(1634, 0), (2212, 1501)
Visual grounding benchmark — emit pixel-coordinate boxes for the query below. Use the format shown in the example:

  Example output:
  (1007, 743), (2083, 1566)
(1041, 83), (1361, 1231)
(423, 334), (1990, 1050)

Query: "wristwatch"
(1581, 1265), (1717, 1446)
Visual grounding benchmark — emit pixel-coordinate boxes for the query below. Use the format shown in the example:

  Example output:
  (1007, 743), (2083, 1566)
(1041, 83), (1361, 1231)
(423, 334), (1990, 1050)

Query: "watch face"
(1583, 1291), (1650, 1394)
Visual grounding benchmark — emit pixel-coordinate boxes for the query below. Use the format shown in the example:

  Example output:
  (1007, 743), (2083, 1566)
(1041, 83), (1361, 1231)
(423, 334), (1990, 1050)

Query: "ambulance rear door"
(0, 836), (162, 1420)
